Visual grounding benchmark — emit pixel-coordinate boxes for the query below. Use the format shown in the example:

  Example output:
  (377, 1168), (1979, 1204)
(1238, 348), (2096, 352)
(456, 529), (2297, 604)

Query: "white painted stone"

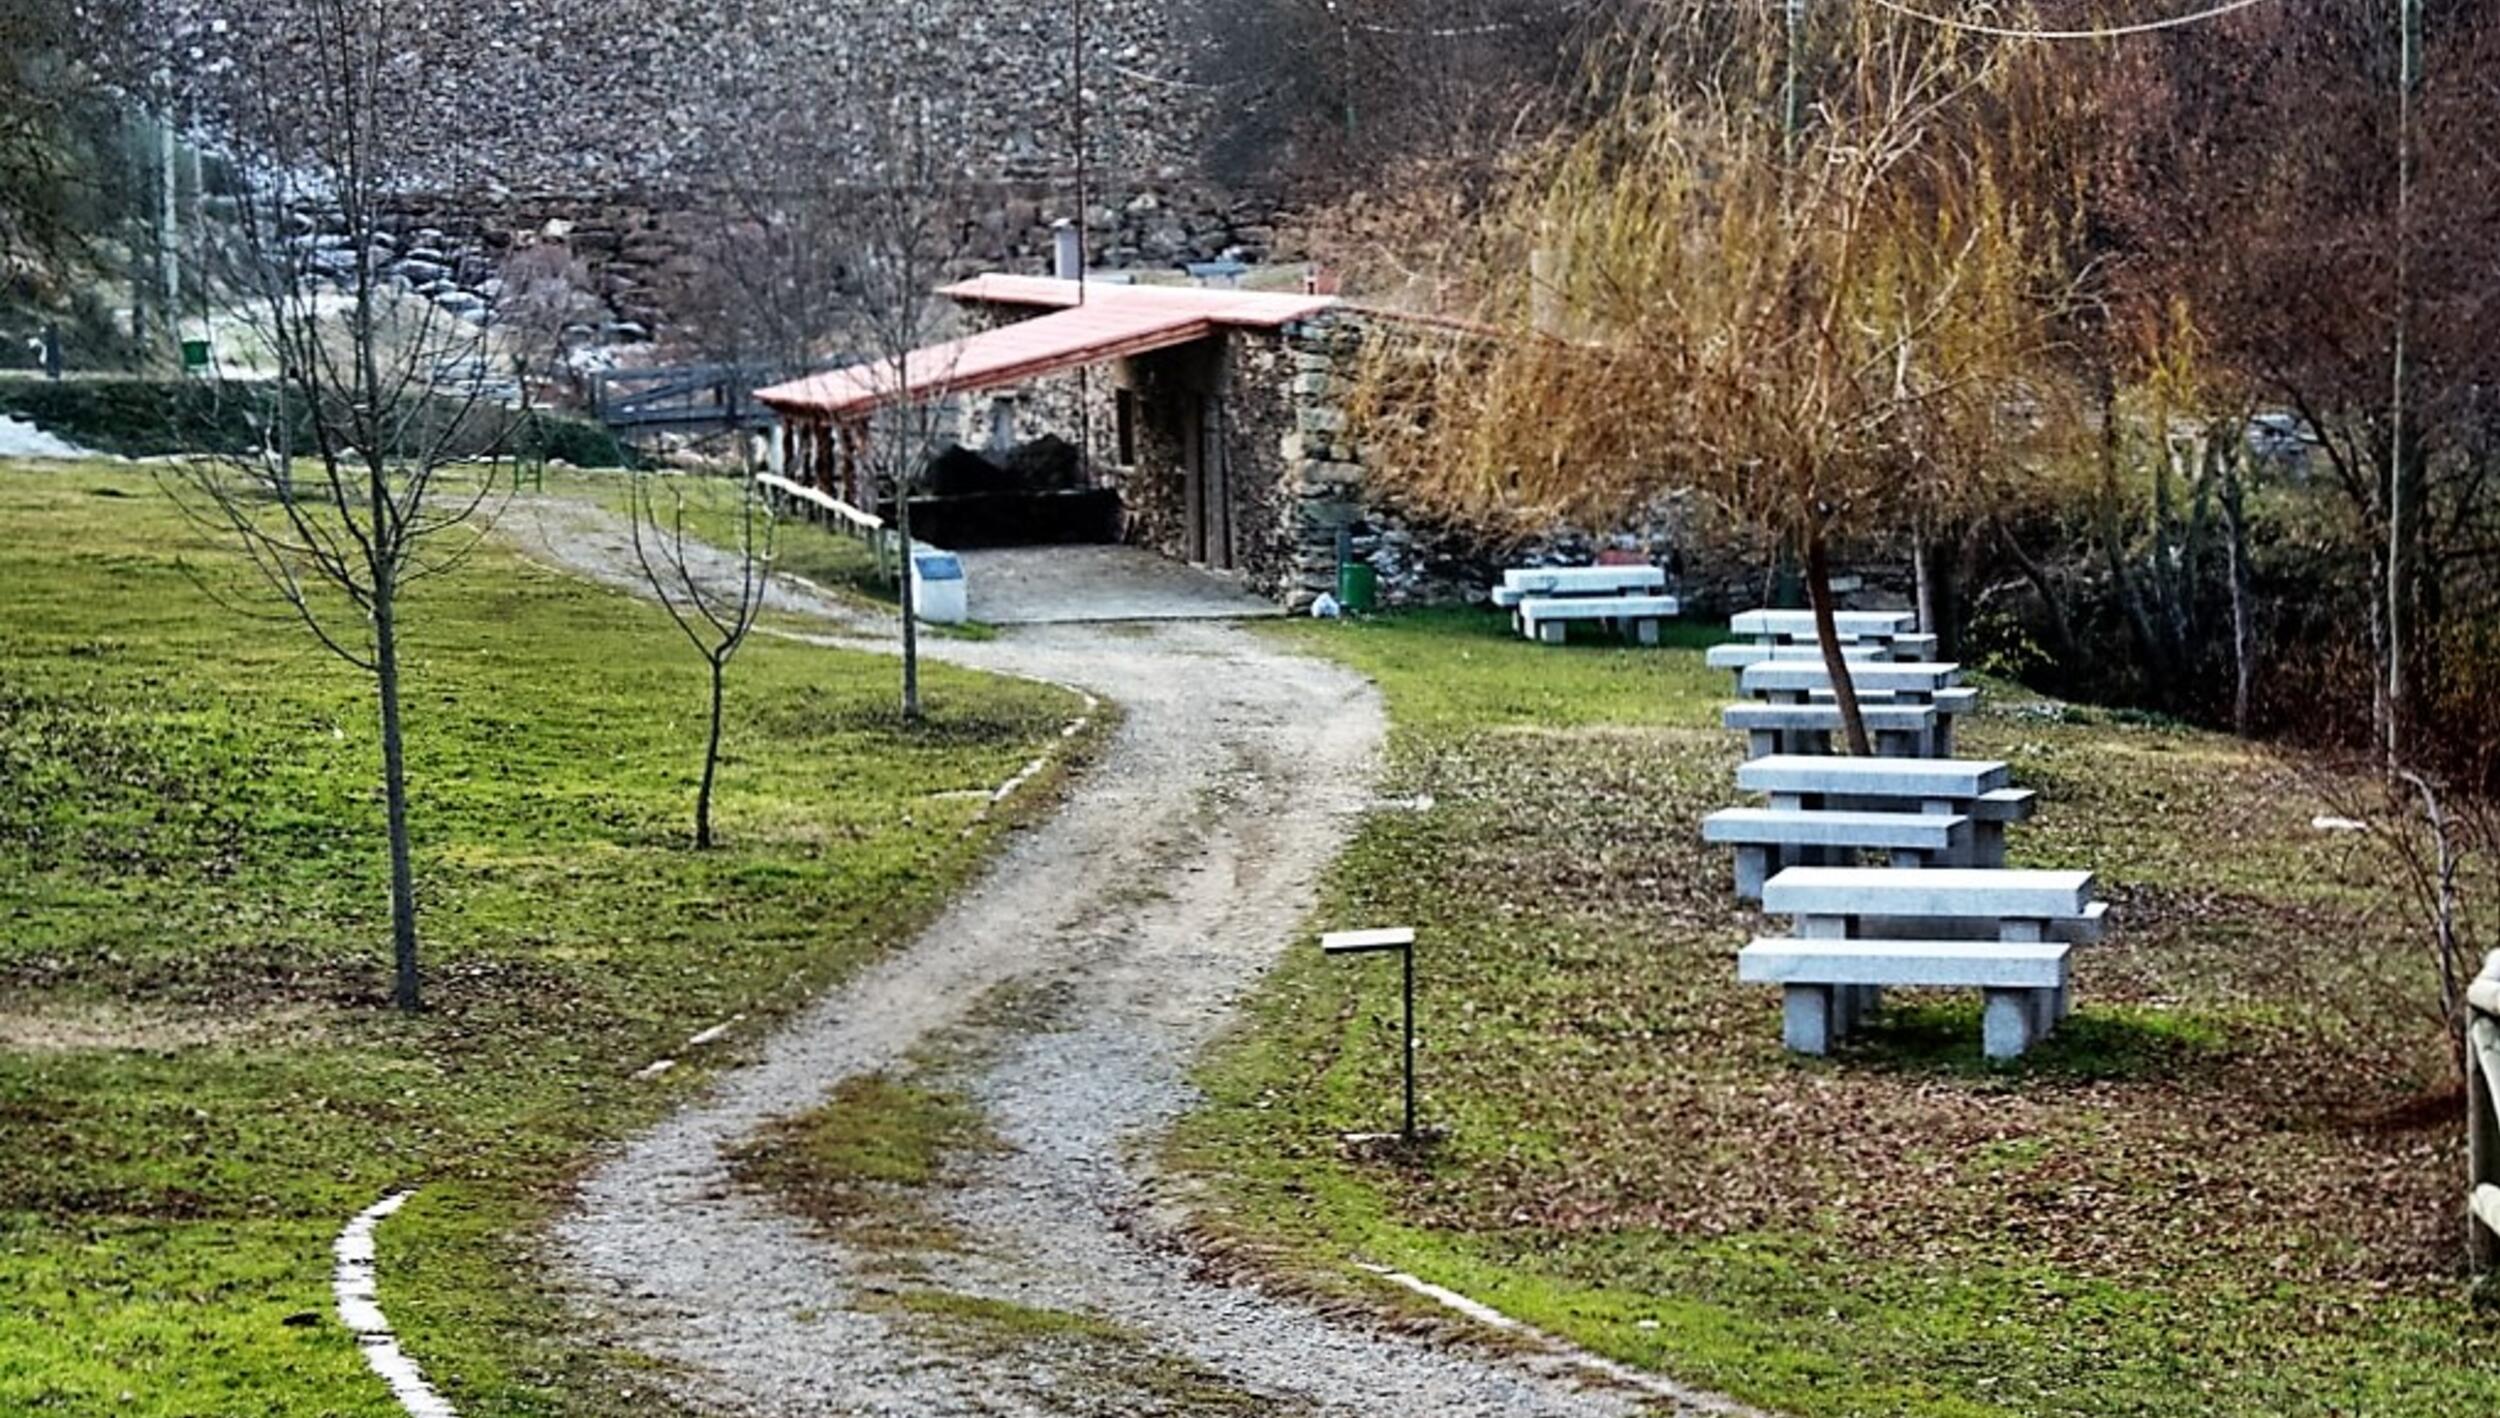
(333, 1190), (459, 1418)
(1761, 866), (2094, 920)
(1737, 754), (2009, 799)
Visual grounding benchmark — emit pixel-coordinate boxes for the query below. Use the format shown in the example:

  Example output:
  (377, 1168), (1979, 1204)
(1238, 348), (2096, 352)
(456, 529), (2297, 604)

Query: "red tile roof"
(753, 277), (1339, 421)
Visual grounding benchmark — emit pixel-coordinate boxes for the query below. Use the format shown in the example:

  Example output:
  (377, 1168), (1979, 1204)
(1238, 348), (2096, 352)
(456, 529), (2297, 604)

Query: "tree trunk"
(2388, 423), (2423, 766)
(697, 655), (725, 849)
(1999, 519), (2080, 669)
(2097, 400), (2169, 700)
(1914, 537), (1936, 641)
(898, 485), (922, 724)
(1804, 527), (1872, 757)
(374, 587), (421, 1012)
(2222, 450), (2255, 736)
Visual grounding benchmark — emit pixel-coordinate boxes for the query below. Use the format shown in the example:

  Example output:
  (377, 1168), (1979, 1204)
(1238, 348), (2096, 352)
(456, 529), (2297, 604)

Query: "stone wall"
(157, 1), (1222, 196)
(162, 1), (1292, 351)
(311, 183), (1292, 354)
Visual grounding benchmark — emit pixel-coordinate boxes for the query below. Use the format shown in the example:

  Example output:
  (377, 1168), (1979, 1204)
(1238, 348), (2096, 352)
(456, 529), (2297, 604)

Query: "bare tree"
(1352, 13), (2071, 753)
(628, 474), (774, 849)
(159, 0), (518, 1011)
(718, 8), (976, 724)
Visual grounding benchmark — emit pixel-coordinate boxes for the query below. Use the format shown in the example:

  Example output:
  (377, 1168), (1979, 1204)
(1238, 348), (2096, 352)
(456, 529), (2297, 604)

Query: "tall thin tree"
(161, 0), (517, 1010)
(629, 473), (774, 849)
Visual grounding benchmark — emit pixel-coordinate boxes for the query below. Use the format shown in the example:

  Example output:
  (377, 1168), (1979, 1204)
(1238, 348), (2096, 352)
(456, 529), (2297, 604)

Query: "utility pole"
(1072, 0), (1092, 473)
(2387, 0), (2423, 766)
(159, 111), (180, 342)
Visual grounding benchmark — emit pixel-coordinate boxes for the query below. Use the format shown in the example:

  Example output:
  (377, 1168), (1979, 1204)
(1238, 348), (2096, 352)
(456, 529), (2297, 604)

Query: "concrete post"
(1053, 222), (1083, 281)
(2470, 1014), (2498, 1272)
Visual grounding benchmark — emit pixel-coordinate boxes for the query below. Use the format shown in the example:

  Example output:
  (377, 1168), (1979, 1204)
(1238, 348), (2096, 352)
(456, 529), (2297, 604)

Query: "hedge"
(0, 378), (629, 468)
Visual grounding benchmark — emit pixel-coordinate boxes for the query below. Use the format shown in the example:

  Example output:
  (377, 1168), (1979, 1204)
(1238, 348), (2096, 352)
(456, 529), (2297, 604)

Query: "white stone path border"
(334, 1190), (458, 1418)
(1356, 1263), (1771, 1417)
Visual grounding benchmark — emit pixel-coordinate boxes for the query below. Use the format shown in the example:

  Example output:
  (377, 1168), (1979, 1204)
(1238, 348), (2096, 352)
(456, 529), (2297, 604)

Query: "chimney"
(1052, 221), (1083, 282)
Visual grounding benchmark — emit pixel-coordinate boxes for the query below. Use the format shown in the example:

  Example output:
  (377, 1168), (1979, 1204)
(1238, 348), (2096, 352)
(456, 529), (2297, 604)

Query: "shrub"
(0, 377), (626, 467)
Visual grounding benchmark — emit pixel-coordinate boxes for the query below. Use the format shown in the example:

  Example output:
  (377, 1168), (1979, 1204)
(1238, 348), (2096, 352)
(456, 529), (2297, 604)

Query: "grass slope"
(1173, 608), (2496, 1418)
(0, 463), (1084, 1416)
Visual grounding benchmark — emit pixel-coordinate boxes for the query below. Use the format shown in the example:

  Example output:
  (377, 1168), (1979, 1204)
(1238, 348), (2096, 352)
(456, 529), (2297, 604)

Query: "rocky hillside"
(150, 0), (1215, 197)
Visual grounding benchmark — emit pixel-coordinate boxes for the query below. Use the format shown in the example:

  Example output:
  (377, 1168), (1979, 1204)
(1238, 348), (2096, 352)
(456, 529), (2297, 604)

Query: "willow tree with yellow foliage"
(1351, 14), (2079, 754)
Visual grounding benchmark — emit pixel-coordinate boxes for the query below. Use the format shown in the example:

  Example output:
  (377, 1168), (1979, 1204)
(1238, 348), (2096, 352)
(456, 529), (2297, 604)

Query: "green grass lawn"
(0, 462), (1086, 1416)
(543, 466), (897, 608)
(1172, 608), (2498, 1417)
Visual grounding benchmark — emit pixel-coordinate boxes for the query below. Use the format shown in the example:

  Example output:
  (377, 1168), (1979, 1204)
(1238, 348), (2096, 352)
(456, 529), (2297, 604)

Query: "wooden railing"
(754, 473), (900, 586)
(2470, 949), (2500, 1272)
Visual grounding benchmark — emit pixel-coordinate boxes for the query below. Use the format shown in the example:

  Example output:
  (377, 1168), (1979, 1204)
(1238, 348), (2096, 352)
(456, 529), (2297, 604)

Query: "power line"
(1861, 0), (2277, 40)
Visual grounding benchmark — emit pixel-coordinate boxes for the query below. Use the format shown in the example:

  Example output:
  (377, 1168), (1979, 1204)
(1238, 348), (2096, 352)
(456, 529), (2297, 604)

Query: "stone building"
(757, 271), (1692, 611)
(757, 273), (1383, 610)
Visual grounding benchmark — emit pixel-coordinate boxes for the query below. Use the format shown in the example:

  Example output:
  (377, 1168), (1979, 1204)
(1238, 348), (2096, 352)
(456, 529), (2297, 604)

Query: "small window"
(1114, 388), (1138, 466)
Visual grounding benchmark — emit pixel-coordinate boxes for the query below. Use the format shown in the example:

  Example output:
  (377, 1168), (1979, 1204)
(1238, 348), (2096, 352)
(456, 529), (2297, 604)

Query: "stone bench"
(1749, 865), (2102, 1058)
(1519, 593), (1681, 646)
(1704, 806), (1971, 897)
(1739, 660), (1963, 701)
(1797, 683), (1977, 753)
(1739, 937), (2072, 1058)
(1739, 753), (2009, 801)
(1732, 608), (1914, 638)
(1706, 642), (1888, 670)
(1493, 564), (1664, 608)
(1722, 700), (1940, 759)
(1728, 629), (1941, 662)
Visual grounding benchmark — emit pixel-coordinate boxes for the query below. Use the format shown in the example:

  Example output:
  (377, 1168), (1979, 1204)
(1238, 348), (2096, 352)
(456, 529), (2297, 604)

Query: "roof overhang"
(754, 276), (1340, 422)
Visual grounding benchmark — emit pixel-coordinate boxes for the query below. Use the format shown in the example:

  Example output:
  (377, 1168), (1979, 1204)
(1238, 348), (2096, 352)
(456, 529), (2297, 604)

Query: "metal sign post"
(1321, 926), (1418, 1143)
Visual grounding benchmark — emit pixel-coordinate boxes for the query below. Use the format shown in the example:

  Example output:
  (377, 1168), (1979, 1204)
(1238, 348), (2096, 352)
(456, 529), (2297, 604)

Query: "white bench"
(1722, 701), (1940, 759)
(1518, 593), (1681, 646)
(1705, 642), (1889, 670)
(1704, 806), (1971, 897)
(1493, 564), (1665, 608)
(1740, 939), (2071, 1058)
(1739, 660), (1962, 701)
(1732, 609), (1914, 638)
(1737, 755), (2017, 866)
(1798, 683), (1978, 753)
(1739, 754), (2008, 800)
(1748, 865), (2102, 1058)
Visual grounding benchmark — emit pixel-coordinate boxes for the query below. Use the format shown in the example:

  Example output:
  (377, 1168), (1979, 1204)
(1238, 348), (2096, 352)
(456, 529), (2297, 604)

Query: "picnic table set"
(1699, 609), (2107, 1060)
(1492, 564), (1681, 645)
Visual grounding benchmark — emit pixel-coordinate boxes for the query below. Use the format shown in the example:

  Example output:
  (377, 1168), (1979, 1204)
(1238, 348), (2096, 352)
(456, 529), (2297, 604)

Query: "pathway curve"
(514, 498), (1665, 1417)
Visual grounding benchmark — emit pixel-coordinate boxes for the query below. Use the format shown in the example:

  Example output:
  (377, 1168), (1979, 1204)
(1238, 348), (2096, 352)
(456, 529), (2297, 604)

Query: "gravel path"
(514, 498), (1664, 1417)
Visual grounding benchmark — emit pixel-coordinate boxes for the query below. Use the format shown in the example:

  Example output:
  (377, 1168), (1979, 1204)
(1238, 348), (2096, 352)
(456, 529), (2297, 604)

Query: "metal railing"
(591, 365), (772, 434)
(2470, 950), (2500, 1272)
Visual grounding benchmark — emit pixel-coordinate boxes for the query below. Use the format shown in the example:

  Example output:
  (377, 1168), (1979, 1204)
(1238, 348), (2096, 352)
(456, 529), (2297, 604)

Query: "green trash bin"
(1336, 562), (1379, 613)
(180, 339), (212, 375)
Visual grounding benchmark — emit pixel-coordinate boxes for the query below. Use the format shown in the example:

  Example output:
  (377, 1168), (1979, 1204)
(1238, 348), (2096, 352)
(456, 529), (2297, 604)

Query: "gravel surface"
(514, 498), (1663, 1417)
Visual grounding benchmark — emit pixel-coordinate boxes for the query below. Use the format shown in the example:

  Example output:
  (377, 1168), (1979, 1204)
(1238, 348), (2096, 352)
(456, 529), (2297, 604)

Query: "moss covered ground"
(1172, 609), (2497, 1418)
(0, 462), (1083, 1415)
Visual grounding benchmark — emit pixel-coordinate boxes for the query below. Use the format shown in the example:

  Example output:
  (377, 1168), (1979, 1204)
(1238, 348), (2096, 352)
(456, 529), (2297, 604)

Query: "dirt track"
(516, 499), (1661, 1416)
